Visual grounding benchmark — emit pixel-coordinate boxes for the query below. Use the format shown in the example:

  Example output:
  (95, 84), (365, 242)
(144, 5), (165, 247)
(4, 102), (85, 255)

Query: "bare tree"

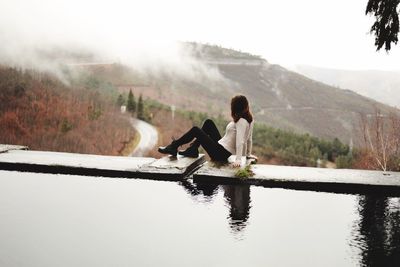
(360, 108), (400, 171)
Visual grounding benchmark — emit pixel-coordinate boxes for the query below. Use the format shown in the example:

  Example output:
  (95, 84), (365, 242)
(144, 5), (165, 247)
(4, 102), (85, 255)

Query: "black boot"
(158, 140), (179, 156)
(178, 143), (199, 158)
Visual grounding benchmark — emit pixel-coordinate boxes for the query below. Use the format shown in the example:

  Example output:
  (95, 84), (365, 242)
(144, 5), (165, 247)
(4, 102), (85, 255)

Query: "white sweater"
(218, 118), (254, 162)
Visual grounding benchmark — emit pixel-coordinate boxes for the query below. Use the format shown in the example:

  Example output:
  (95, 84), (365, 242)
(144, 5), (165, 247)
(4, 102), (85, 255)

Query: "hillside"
(215, 63), (397, 145)
(0, 67), (135, 155)
(295, 65), (400, 108)
(75, 43), (398, 145)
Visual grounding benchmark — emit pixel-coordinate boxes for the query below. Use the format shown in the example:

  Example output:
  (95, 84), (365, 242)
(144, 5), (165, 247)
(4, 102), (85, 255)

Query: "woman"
(158, 95), (257, 167)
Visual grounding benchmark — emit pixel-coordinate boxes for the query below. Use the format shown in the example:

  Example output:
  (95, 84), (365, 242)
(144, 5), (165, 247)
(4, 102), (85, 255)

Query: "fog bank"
(0, 0), (224, 82)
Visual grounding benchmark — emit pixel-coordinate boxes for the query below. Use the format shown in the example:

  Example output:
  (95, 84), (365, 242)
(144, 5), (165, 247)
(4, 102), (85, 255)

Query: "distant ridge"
(295, 65), (400, 108)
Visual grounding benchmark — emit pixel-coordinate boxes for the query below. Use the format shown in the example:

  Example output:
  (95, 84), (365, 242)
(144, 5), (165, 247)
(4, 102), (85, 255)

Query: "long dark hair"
(231, 95), (253, 123)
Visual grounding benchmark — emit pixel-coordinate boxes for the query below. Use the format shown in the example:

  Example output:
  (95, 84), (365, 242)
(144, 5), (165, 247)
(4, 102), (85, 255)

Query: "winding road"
(129, 118), (158, 157)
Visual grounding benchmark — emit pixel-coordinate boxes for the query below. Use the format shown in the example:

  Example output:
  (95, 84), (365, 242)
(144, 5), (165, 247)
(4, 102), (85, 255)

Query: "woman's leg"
(190, 119), (222, 148)
(175, 125), (230, 161)
(202, 119), (222, 142)
(159, 119), (230, 160)
(159, 125), (204, 156)
(164, 125), (230, 160)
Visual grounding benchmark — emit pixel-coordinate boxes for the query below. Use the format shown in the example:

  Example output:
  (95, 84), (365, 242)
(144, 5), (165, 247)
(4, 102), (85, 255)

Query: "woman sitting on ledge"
(158, 94), (257, 167)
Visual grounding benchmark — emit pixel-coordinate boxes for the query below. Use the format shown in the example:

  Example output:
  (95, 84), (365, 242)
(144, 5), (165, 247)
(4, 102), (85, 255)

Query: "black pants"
(175, 119), (231, 161)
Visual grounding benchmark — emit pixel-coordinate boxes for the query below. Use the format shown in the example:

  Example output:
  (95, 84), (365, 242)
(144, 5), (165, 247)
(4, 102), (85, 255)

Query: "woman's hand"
(230, 161), (241, 168)
(246, 154), (258, 163)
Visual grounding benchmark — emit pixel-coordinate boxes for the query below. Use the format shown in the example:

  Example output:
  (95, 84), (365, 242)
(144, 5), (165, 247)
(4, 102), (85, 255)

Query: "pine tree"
(117, 94), (125, 106)
(127, 90), (136, 114)
(137, 94), (144, 120)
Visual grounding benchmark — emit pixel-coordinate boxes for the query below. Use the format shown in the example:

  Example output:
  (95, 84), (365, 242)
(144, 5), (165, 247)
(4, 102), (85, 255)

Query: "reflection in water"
(353, 196), (400, 266)
(180, 180), (219, 200)
(7, 170), (400, 266)
(223, 185), (251, 233)
(180, 181), (251, 233)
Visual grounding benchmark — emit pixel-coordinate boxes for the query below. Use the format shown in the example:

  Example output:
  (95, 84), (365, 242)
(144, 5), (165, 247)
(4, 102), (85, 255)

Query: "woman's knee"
(191, 126), (201, 133)
(202, 119), (214, 128)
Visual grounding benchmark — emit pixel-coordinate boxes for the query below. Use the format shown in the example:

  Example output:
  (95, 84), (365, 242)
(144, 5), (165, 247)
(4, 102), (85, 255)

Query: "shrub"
(60, 119), (73, 133)
(235, 165), (254, 179)
(335, 154), (353, 169)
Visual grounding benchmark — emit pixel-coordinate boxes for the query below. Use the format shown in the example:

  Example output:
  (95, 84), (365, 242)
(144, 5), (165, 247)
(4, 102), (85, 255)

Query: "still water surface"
(0, 170), (399, 266)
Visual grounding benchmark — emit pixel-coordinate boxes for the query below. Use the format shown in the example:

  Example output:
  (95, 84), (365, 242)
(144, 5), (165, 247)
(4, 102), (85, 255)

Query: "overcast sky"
(0, 0), (399, 71)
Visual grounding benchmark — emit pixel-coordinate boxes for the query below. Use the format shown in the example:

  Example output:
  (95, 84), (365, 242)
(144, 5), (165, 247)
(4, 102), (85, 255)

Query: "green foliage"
(331, 138), (350, 159)
(309, 147), (322, 160)
(335, 154), (353, 169)
(127, 90), (136, 114)
(137, 94), (144, 120)
(139, 98), (154, 123)
(183, 111), (208, 126)
(235, 165), (254, 179)
(178, 110), (227, 134)
(116, 94), (126, 106)
(60, 119), (73, 133)
(253, 124), (350, 167)
(125, 95), (153, 123)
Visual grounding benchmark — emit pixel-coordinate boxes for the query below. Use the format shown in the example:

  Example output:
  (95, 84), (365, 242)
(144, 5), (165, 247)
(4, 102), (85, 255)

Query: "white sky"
(0, 0), (399, 71)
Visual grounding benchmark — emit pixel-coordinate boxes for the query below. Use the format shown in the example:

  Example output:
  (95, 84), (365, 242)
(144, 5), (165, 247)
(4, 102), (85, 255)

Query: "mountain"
(295, 65), (400, 108)
(71, 43), (399, 146)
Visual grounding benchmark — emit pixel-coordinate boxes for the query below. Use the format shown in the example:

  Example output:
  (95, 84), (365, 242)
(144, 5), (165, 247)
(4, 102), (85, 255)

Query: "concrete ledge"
(2, 145), (400, 196)
(138, 154), (205, 179)
(0, 144), (28, 153)
(193, 163), (400, 196)
(0, 150), (205, 180)
(0, 150), (154, 178)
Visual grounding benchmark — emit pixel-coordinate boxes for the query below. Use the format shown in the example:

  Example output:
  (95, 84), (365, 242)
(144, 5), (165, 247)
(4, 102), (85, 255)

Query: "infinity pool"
(0, 170), (399, 266)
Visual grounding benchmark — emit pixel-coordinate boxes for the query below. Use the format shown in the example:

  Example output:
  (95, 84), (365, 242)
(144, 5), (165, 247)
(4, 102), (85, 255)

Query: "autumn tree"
(127, 90), (136, 114)
(366, 0), (400, 51)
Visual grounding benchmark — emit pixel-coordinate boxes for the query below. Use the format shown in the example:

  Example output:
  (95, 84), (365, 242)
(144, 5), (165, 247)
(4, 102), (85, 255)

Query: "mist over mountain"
(2, 41), (397, 146)
(82, 43), (397, 146)
(295, 65), (400, 108)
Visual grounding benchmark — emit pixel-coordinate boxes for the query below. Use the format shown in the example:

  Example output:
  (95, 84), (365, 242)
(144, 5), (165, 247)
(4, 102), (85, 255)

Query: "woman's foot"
(158, 141), (178, 156)
(178, 144), (199, 158)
